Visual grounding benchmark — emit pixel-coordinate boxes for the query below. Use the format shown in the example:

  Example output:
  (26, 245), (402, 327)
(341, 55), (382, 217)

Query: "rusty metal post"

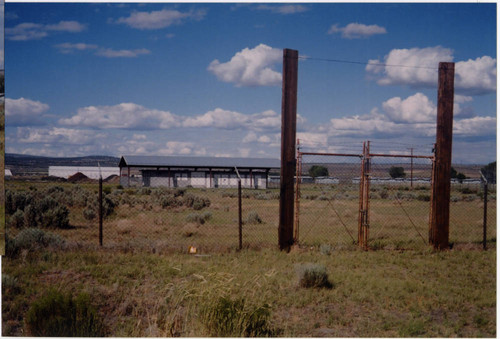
(430, 62), (455, 250)
(357, 141), (371, 250)
(279, 48), (298, 251)
(294, 139), (301, 243)
(358, 142), (365, 247)
(363, 141), (371, 250)
(410, 147), (414, 188)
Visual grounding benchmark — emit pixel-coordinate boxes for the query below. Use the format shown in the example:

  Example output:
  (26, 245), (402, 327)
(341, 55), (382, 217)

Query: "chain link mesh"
(298, 143), (496, 250)
(5, 176), (281, 254)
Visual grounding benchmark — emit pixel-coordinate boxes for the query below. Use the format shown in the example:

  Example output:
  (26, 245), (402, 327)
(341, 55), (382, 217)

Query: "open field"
(4, 180), (496, 252)
(3, 180), (497, 336)
(2, 246), (496, 336)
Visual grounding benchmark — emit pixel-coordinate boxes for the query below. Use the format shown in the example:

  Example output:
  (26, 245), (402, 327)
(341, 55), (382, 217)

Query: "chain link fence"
(297, 143), (496, 250)
(4, 177), (280, 254)
(4, 147), (495, 253)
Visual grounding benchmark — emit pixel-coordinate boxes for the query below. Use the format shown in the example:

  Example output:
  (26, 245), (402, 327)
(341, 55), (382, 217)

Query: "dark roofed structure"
(119, 155), (280, 189)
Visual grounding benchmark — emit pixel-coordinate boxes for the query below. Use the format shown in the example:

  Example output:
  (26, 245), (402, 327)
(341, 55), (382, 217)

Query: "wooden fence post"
(99, 176), (103, 246)
(279, 48), (298, 251)
(238, 180), (242, 251)
(430, 62), (455, 250)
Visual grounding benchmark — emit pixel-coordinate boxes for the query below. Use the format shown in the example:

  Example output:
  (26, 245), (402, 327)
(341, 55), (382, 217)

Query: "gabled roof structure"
(119, 155), (280, 170)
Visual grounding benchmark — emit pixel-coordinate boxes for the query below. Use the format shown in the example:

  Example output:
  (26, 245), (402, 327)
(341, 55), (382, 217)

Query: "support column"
(430, 62), (455, 250)
(278, 48), (298, 251)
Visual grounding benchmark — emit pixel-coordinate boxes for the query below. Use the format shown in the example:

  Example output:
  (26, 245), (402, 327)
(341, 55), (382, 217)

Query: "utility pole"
(279, 48), (298, 251)
(430, 62), (455, 250)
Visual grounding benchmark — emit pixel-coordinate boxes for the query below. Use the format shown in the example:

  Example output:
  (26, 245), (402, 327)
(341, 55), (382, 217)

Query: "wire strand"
(297, 56), (438, 70)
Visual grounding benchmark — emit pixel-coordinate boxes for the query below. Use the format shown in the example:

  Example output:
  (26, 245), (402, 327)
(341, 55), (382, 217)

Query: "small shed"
(119, 155), (280, 189)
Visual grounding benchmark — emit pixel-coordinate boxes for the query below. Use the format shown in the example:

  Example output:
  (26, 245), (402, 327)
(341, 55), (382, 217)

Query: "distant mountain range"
(5, 153), (120, 176)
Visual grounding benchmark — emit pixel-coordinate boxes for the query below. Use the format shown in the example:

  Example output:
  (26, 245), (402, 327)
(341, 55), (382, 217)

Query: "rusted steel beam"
(368, 153), (434, 159)
(300, 152), (362, 158)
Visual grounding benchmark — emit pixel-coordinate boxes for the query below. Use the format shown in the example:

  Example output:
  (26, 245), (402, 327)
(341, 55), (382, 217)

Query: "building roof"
(119, 155), (280, 170)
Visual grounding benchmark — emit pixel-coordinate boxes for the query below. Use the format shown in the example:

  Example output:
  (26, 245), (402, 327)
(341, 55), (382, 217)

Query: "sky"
(3, 2), (497, 164)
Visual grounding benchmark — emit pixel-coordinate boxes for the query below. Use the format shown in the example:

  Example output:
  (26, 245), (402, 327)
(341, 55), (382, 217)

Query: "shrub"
(160, 195), (179, 209)
(200, 296), (274, 337)
(2, 274), (20, 295)
(26, 289), (105, 337)
(14, 228), (66, 252)
(309, 165), (329, 178)
(83, 206), (97, 221)
(417, 194), (430, 202)
(40, 205), (70, 229)
(459, 187), (476, 195)
(139, 187), (152, 195)
(83, 195), (116, 220)
(5, 190), (33, 215)
(174, 188), (186, 197)
(379, 189), (389, 199)
(9, 209), (25, 229)
(183, 194), (210, 210)
(245, 211), (262, 224)
(319, 244), (333, 255)
(389, 166), (406, 179)
(19, 196), (70, 229)
(297, 263), (333, 289)
(186, 211), (212, 224)
(5, 234), (18, 258)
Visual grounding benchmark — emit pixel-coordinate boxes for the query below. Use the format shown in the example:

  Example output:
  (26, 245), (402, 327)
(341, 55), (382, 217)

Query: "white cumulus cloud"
(366, 46), (496, 95)
(183, 108), (248, 129)
(455, 56), (497, 95)
(115, 9), (206, 29)
(6, 20), (86, 40)
(328, 22), (387, 39)
(54, 42), (98, 54)
(208, 44), (282, 87)
(382, 93), (436, 123)
(59, 103), (180, 129)
(257, 4), (308, 14)
(366, 46), (452, 87)
(453, 116), (496, 136)
(95, 48), (151, 58)
(6, 97), (50, 126)
(16, 127), (101, 145)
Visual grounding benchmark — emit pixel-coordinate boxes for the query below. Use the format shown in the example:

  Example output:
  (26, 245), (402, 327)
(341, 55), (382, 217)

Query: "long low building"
(49, 166), (120, 179)
(119, 155), (280, 189)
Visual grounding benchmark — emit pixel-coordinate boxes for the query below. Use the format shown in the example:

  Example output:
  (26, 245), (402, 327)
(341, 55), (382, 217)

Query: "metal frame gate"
(295, 140), (435, 250)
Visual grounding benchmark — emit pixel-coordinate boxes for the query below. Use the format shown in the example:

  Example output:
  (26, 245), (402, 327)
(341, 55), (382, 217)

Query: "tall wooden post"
(483, 180), (488, 250)
(238, 180), (242, 251)
(430, 62), (455, 250)
(279, 48), (298, 251)
(99, 176), (103, 246)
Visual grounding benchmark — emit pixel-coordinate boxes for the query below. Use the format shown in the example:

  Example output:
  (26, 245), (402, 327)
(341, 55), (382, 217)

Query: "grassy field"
(2, 246), (496, 336)
(4, 180), (495, 253)
(2, 179), (496, 336)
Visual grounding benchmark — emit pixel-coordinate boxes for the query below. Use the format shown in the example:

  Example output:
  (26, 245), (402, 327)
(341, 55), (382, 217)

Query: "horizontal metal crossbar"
(299, 152), (362, 157)
(369, 153), (434, 159)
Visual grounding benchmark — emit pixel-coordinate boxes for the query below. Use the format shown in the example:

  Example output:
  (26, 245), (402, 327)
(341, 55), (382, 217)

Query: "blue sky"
(4, 2), (497, 164)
